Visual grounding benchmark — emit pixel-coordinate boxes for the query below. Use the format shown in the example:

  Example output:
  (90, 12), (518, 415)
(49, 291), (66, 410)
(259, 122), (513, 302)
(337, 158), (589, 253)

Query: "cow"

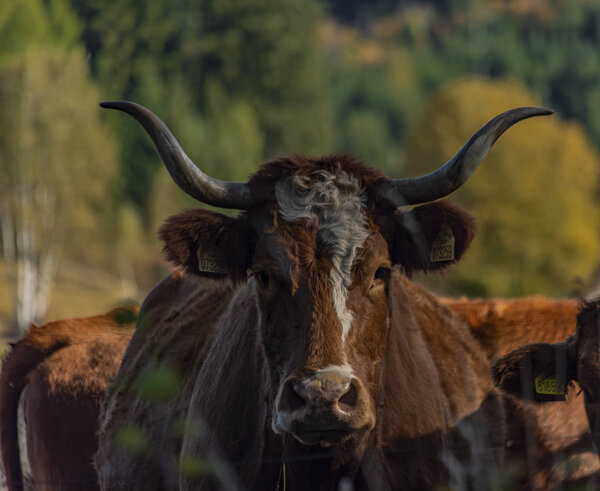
(446, 296), (600, 487)
(94, 101), (551, 490)
(492, 298), (600, 469)
(0, 307), (137, 491)
(442, 296), (580, 360)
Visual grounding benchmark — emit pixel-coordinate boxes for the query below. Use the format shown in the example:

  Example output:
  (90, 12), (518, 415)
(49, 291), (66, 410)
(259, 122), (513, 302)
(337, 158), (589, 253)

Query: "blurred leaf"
(178, 456), (217, 478)
(115, 424), (148, 454)
(173, 418), (202, 439)
(111, 307), (139, 327)
(134, 365), (182, 403)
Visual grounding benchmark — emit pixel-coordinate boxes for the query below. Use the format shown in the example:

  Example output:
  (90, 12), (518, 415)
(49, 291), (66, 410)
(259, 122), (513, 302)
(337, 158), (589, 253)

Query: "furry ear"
(491, 340), (576, 403)
(159, 209), (253, 281)
(384, 200), (475, 274)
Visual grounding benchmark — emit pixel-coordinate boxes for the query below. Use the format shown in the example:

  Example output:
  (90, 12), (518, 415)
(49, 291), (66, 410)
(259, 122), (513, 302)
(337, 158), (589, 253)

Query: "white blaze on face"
(315, 363), (355, 379)
(275, 170), (369, 343)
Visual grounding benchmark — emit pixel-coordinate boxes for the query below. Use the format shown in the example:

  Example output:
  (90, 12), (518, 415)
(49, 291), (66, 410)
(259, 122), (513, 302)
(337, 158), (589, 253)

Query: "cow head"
(101, 101), (550, 449)
(491, 298), (600, 451)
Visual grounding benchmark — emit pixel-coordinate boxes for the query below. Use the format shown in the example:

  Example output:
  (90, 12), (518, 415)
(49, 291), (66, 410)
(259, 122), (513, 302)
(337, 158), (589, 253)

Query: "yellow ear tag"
(197, 247), (228, 275)
(430, 225), (455, 263)
(534, 375), (567, 396)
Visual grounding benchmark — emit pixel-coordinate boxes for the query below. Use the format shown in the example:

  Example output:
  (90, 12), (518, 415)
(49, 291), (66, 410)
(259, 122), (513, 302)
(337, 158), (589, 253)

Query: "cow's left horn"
(377, 107), (553, 206)
(100, 101), (255, 210)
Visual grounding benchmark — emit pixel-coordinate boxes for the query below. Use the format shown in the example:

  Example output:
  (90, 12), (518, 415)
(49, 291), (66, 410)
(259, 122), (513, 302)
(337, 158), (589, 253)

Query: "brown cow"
(95, 101), (551, 490)
(0, 307), (137, 490)
(446, 297), (600, 487)
(492, 298), (600, 467)
(442, 296), (580, 359)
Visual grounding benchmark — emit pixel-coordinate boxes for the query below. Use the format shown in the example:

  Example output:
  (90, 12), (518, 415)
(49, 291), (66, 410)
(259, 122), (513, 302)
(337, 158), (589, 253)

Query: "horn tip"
(99, 100), (135, 111)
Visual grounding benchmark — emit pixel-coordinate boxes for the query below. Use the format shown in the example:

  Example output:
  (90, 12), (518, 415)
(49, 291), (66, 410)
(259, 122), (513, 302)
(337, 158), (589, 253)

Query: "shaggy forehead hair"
(275, 170), (369, 342)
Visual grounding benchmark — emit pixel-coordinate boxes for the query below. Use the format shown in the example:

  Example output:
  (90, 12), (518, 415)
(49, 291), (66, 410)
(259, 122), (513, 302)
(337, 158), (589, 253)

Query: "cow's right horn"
(100, 101), (255, 210)
(376, 106), (553, 207)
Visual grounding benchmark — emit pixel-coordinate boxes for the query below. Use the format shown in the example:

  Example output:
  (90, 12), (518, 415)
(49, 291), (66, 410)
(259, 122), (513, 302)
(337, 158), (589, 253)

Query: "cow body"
(0, 307), (137, 490)
(98, 266), (507, 490)
(443, 296), (579, 359)
(448, 297), (600, 487)
(93, 102), (553, 490)
(493, 298), (600, 485)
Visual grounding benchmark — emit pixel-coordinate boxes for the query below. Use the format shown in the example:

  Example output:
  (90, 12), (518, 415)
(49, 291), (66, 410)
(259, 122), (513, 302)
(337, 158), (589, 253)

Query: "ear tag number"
(535, 375), (567, 398)
(430, 225), (455, 263)
(197, 247), (227, 274)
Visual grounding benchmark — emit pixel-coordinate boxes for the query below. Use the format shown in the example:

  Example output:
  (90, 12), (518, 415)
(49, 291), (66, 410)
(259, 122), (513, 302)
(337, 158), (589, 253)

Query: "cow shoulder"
(97, 273), (241, 490)
(402, 277), (493, 417)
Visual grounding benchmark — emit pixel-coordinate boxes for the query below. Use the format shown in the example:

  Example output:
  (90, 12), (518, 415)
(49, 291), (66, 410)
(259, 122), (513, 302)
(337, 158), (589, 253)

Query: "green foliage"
(111, 307), (139, 327)
(115, 424), (148, 454)
(182, 0), (334, 156)
(134, 365), (182, 403)
(405, 77), (600, 297)
(403, 1), (600, 152)
(65, 0), (333, 211)
(0, 49), (118, 255)
(2, 0), (600, 309)
(0, 43), (120, 329)
(178, 456), (218, 478)
(0, 0), (80, 61)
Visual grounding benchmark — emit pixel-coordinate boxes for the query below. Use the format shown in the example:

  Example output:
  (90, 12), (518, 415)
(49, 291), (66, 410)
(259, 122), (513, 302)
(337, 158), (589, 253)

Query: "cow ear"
(490, 340), (576, 403)
(386, 200), (475, 274)
(159, 209), (253, 281)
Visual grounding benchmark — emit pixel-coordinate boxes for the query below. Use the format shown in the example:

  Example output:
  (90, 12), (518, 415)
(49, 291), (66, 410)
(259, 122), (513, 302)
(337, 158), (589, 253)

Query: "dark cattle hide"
(0, 307), (137, 491)
(447, 297), (600, 488)
(94, 102), (554, 490)
(492, 298), (600, 484)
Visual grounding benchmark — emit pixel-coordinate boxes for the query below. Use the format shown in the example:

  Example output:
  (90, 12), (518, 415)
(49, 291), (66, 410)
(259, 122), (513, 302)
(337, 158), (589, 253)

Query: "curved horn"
(99, 101), (255, 210)
(377, 107), (553, 206)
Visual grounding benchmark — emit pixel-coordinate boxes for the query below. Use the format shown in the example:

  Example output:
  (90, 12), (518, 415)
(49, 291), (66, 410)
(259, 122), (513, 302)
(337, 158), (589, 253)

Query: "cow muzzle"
(274, 368), (372, 446)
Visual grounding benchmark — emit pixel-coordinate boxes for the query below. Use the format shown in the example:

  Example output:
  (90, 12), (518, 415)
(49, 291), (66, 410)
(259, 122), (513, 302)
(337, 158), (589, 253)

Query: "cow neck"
(370, 272), (451, 487)
(377, 272), (450, 440)
(260, 432), (371, 491)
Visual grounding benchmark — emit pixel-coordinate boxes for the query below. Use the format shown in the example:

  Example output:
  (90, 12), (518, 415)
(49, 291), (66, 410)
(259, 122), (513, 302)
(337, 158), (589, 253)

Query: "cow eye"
(370, 267), (390, 289)
(256, 271), (270, 289)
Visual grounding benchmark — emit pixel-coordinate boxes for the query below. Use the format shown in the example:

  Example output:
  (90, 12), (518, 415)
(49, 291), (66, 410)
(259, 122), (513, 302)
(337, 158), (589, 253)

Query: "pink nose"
(278, 370), (360, 442)
(290, 372), (358, 411)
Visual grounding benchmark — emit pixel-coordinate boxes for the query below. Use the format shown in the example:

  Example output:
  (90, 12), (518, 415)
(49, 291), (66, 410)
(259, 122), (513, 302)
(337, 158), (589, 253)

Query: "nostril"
(337, 381), (358, 410)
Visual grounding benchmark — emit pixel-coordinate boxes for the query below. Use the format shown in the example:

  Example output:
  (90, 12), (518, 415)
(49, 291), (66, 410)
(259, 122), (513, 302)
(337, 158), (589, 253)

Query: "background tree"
(405, 77), (600, 297)
(0, 45), (118, 332)
(181, 0), (334, 157)
(5, 0), (600, 332)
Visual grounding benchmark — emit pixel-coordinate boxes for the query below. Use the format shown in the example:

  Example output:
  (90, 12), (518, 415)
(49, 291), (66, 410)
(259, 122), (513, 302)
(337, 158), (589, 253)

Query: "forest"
(1, 0), (600, 333)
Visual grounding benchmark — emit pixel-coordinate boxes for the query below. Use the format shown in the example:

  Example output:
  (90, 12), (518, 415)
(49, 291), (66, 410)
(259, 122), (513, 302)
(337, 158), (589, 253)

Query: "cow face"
(491, 299), (600, 452)
(160, 158), (475, 448)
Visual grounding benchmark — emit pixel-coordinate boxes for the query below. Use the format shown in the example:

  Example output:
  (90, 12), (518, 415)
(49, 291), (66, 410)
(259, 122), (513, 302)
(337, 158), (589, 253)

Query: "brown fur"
(0, 307), (137, 490)
(96, 154), (583, 490)
(492, 297), (600, 469)
(159, 209), (253, 282)
(389, 201), (476, 275)
(443, 296), (579, 359)
(448, 297), (598, 487)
